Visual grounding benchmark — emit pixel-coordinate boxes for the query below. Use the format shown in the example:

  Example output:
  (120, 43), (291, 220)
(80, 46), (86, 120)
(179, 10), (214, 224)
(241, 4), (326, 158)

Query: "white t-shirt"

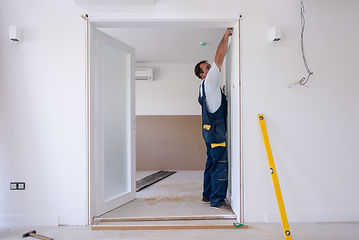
(199, 62), (221, 113)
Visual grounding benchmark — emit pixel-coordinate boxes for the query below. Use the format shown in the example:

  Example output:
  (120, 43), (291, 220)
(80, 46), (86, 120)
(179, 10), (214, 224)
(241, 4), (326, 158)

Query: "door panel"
(90, 27), (136, 217)
(228, 21), (241, 221)
(103, 43), (130, 202)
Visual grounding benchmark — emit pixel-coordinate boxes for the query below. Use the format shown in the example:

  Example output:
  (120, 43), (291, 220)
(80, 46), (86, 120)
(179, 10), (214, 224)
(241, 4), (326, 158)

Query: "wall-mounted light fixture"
(9, 26), (22, 42)
(270, 26), (281, 42)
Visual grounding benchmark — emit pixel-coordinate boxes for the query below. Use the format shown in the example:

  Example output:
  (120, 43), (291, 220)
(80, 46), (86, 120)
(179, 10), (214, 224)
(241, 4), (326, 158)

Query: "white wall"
(135, 63), (223, 115)
(240, 0), (359, 222)
(1, 0), (359, 226)
(0, 0), (86, 226)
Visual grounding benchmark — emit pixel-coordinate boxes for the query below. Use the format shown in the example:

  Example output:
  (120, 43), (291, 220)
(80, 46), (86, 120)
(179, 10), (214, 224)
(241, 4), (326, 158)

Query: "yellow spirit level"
(258, 114), (292, 240)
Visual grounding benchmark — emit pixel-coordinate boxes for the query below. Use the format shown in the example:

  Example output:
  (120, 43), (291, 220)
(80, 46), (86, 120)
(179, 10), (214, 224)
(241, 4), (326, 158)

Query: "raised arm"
(214, 28), (232, 70)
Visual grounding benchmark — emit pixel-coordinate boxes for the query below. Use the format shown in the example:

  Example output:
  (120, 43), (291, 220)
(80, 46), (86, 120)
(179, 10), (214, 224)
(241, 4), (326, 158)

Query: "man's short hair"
(194, 60), (208, 79)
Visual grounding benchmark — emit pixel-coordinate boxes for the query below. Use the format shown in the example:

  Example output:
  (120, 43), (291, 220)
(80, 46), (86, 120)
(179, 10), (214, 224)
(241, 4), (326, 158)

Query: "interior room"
(99, 27), (227, 171)
(1, 0), (359, 239)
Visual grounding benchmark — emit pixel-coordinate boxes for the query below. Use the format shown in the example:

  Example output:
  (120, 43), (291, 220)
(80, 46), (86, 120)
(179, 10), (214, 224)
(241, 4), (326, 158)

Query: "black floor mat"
(136, 170), (176, 192)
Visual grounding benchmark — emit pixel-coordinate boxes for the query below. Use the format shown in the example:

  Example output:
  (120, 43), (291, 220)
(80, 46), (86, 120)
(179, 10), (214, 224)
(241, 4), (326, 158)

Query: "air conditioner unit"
(135, 68), (153, 81)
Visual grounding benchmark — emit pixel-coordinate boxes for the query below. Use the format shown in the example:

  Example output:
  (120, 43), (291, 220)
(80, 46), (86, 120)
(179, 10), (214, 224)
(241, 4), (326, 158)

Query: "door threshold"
(92, 223), (248, 230)
(94, 214), (236, 222)
(92, 214), (248, 230)
(92, 220), (247, 230)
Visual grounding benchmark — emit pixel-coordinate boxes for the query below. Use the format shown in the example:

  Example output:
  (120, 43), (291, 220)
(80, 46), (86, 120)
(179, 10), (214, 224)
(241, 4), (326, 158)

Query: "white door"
(90, 27), (136, 217)
(228, 21), (242, 221)
(222, 21), (241, 221)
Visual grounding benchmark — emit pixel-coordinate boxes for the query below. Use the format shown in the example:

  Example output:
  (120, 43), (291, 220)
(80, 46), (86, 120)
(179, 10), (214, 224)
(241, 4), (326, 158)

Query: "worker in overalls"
(194, 28), (232, 210)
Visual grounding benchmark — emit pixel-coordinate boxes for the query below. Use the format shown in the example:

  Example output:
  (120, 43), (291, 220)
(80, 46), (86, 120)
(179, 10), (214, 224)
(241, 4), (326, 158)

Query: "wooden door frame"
(85, 12), (243, 225)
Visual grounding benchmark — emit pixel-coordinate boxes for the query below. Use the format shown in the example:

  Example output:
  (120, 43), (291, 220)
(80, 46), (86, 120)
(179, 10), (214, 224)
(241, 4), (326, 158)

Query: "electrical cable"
(289, 0), (313, 88)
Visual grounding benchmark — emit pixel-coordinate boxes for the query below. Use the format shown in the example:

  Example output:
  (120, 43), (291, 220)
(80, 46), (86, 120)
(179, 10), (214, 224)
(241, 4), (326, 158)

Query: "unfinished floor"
(93, 171), (238, 230)
(1, 171), (359, 239)
(98, 171), (232, 219)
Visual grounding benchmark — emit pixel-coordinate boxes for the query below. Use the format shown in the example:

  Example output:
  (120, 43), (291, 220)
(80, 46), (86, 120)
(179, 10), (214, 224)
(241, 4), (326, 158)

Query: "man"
(194, 28), (232, 211)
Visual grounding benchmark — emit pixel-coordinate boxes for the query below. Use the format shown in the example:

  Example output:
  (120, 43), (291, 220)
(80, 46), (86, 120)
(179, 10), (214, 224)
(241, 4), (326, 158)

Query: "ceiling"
(99, 27), (227, 63)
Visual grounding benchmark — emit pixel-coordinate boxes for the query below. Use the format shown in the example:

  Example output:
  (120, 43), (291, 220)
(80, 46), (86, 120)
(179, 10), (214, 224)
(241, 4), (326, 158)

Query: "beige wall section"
(136, 115), (206, 171)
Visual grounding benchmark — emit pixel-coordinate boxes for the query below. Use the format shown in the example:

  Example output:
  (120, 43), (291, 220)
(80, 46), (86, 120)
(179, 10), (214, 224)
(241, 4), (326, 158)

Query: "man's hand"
(225, 28), (233, 37)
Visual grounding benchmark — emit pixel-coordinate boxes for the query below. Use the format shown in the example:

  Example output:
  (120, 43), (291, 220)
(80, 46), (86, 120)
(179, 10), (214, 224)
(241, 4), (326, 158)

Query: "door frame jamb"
(85, 12), (243, 225)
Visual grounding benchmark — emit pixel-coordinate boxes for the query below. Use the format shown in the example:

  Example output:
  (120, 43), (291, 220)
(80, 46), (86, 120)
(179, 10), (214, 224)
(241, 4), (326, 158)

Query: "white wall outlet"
(18, 183), (25, 190)
(10, 183), (17, 190)
(10, 182), (25, 190)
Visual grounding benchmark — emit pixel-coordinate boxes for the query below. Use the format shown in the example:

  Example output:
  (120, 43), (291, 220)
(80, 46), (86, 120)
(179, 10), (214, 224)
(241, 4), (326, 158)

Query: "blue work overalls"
(198, 80), (228, 207)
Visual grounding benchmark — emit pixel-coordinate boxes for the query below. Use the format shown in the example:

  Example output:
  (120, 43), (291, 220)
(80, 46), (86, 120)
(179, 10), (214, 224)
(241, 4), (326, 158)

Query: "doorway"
(86, 14), (242, 225)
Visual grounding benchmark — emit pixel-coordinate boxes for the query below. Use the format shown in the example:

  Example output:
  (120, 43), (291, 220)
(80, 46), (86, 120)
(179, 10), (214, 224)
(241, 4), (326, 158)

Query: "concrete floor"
(1, 171), (359, 239)
(98, 171), (232, 219)
(93, 171), (236, 230)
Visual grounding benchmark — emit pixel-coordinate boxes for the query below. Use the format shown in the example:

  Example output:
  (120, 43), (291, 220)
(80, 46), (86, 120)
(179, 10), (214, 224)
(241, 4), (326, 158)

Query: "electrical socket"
(18, 182), (25, 190)
(10, 183), (17, 190)
(10, 182), (25, 190)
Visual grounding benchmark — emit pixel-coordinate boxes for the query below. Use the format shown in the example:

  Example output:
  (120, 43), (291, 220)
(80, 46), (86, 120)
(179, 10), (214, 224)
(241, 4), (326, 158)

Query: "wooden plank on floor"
(136, 170), (176, 192)
(92, 223), (248, 230)
(95, 214), (237, 222)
